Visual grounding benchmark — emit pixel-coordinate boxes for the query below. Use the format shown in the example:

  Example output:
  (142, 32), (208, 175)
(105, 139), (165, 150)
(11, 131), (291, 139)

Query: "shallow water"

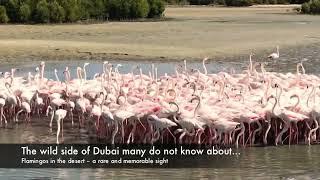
(0, 43), (320, 179)
(0, 146), (319, 179)
(1, 42), (320, 78)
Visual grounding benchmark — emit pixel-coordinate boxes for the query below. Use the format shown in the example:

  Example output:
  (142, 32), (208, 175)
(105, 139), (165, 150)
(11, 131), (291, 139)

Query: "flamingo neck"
(193, 96), (201, 117)
(175, 67), (179, 77)
(264, 79), (270, 102)
(291, 95), (300, 109)
(271, 96), (278, 115)
(276, 85), (282, 107)
(151, 64), (155, 81)
(307, 86), (316, 108)
(202, 60), (207, 75)
(11, 69), (15, 79)
(261, 63), (266, 74)
(41, 65), (45, 80)
(139, 68), (143, 82)
(77, 68), (83, 84)
(5, 84), (13, 95)
(155, 68), (158, 82)
(249, 55), (253, 73)
(28, 72), (32, 84)
(83, 66), (87, 82)
(218, 80), (225, 100)
(55, 71), (60, 82)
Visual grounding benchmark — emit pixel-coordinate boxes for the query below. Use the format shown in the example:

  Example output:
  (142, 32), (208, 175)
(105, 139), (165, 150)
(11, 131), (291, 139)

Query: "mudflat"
(0, 5), (319, 63)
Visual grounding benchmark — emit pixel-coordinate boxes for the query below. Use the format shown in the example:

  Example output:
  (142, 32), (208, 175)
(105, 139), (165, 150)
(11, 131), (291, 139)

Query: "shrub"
(215, 0), (226, 5)
(119, 0), (131, 18)
(164, 0), (189, 4)
(5, 0), (19, 22)
(130, 0), (149, 18)
(148, 0), (165, 18)
(277, 0), (288, 4)
(301, 2), (310, 13)
(108, 0), (121, 19)
(59, 0), (81, 22)
(18, 3), (31, 22)
(310, 0), (320, 14)
(49, 0), (65, 23)
(301, 0), (320, 14)
(225, 0), (252, 6)
(87, 0), (107, 19)
(252, 0), (263, 4)
(189, 0), (214, 4)
(0, 5), (9, 23)
(35, 0), (50, 23)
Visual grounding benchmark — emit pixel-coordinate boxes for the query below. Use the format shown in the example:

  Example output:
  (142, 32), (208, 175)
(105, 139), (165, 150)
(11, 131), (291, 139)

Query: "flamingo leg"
(111, 122), (119, 144)
(166, 128), (176, 144)
(252, 120), (262, 145)
(56, 117), (61, 144)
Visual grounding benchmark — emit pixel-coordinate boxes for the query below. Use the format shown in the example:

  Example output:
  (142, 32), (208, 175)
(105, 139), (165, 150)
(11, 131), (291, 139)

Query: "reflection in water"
(0, 43), (319, 178)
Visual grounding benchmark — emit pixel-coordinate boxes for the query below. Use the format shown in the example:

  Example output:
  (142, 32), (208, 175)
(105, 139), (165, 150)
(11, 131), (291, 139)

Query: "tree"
(35, 0), (50, 23)
(91, 0), (106, 19)
(189, 0), (214, 4)
(18, 3), (31, 22)
(0, 5), (9, 23)
(130, 0), (149, 18)
(5, 0), (19, 22)
(301, 2), (310, 13)
(148, 0), (165, 18)
(108, 0), (121, 19)
(268, 0), (277, 4)
(49, 0), (65, 23)
(0, 0), (167, 23)
(225, 0), (252, 6)
(59, 0), (81, 22)
(119, 0), (131, 19)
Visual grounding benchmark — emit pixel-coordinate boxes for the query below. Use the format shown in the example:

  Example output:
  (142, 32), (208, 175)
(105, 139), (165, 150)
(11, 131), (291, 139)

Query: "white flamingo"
(268, 46), (280, 60)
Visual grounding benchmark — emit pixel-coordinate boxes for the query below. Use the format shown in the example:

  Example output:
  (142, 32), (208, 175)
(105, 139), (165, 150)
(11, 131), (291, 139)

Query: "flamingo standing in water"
(54, 109), (67, 144)
(16, 102), (31, 122)
(268, 46), (280, 60)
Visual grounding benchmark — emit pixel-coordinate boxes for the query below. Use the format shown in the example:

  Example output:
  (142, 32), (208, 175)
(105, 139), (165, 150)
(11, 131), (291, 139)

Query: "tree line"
(0, 0), (165, 23)
(165, 0), (309, 6)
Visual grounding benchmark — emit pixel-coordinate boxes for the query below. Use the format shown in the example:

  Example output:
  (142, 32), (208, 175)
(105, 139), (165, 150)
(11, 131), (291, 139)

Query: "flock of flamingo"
(0, 47), (319, 147)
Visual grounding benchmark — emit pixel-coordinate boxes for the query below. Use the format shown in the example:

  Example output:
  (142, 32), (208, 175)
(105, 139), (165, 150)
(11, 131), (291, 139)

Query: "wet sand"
(0, 5), (319, 63)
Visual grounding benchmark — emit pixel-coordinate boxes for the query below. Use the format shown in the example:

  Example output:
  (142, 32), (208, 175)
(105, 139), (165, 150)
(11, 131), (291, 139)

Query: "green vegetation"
(301, 0), (320, 14)
(0, 0), (165, 23)
(225, 0), (252, 6)
(164, 0), (189, 4)
(0, 5), (9, 23)
(35, 0), (50, 23)
(148, 0), (165, 17)
(18, 3), (31, 22)
(188, 0), (214, 5)
(49, 0), (65, 23)
(165, 0), (308, 6)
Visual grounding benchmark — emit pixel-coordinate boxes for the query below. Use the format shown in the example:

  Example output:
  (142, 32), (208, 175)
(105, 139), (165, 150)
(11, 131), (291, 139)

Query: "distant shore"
(0, 5), (319, 64)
